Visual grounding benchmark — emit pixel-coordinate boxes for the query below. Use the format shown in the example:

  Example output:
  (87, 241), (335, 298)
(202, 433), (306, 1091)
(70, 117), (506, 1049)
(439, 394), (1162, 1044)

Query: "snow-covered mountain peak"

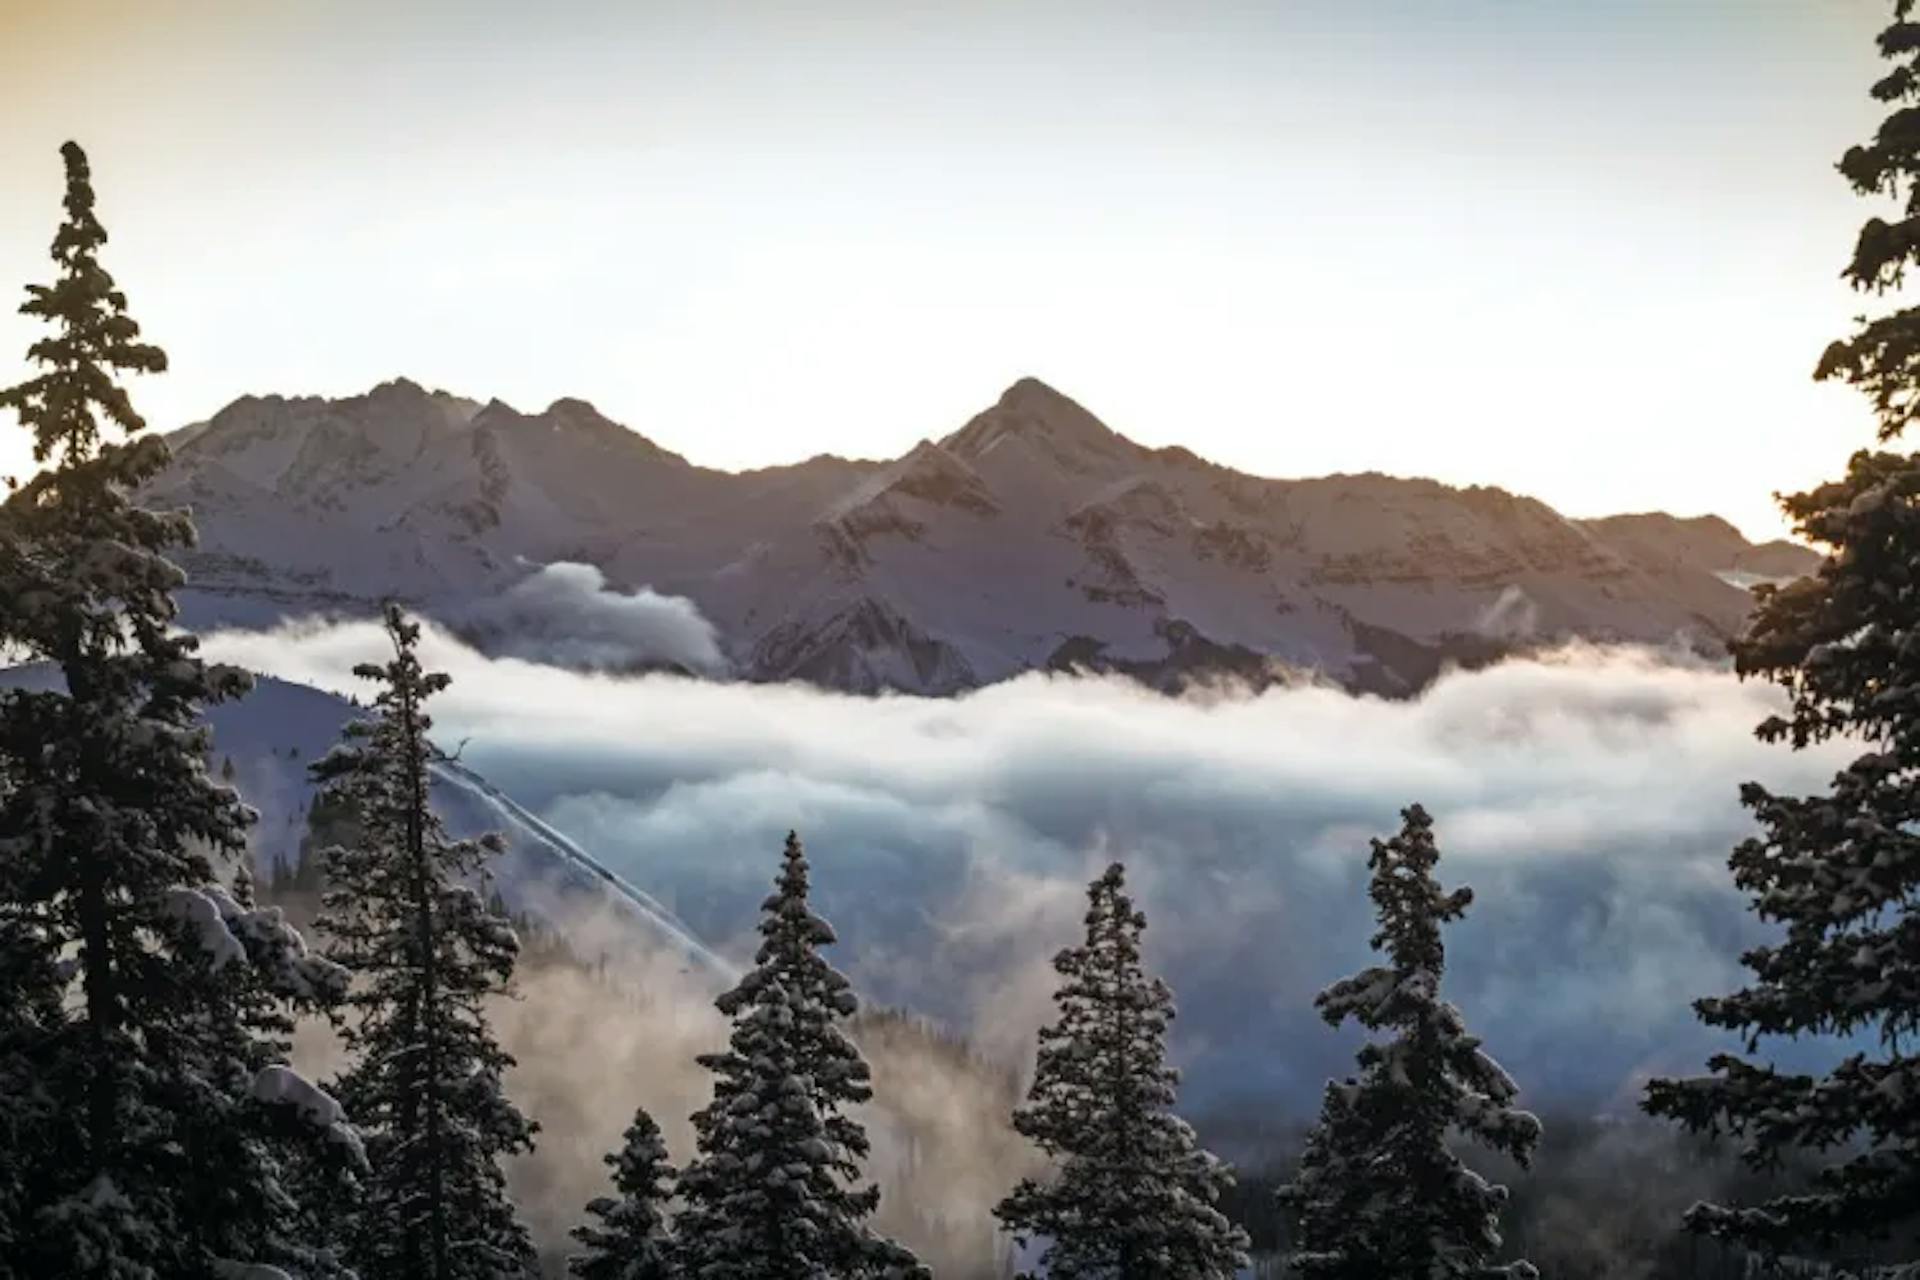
(998, 374), (1074, 409)
(162, 383), (458, 503)
(470, 394), (688, 467)
(339, 377), (483, 435)
(546, 395), (607, 421)
(365, 375), (430, 403)
(943, 377), (1142, 474)
(148, 375), (1821, 696)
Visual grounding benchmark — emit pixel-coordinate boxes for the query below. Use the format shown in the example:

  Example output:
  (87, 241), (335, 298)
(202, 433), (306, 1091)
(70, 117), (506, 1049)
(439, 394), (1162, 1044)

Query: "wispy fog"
(205, 619), (1847, 1115)
(287, 880), (1036, 1273)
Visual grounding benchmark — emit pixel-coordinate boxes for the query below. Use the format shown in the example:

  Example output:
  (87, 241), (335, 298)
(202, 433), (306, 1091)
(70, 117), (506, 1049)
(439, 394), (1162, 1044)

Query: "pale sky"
(0, 1), (1902, 539)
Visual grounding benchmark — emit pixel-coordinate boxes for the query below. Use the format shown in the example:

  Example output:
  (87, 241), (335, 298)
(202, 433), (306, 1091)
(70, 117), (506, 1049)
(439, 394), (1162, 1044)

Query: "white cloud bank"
(452, 561), (728, 675)
(203, 618), (1853, 1112)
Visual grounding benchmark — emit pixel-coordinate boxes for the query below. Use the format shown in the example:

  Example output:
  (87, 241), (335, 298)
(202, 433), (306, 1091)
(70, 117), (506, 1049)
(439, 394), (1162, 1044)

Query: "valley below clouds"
(203, 619), (1850, 1116)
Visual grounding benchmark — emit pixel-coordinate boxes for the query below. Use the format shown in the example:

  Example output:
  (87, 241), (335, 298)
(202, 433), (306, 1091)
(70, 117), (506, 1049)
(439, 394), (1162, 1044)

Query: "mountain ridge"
(145, 376), (1819, 695)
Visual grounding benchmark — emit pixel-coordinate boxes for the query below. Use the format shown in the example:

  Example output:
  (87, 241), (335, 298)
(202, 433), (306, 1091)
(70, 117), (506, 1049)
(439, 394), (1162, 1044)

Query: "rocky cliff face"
(145, 376), (1818, 694)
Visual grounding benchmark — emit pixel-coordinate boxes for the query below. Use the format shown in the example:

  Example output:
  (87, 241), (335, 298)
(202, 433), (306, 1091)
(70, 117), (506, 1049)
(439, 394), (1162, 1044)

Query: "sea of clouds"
(202, 616), (1855, 1125)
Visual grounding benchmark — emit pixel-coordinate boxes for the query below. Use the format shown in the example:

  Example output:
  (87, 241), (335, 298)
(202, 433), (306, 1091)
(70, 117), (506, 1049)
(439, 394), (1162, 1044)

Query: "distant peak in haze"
(944, 375), (1140, 468)
(990, 375), (1105, 425)
(357, 376), (477, 414)
(545, 395), (607, 420)
(998, 374), (1071, 406)
(165, 374), (1797, 549)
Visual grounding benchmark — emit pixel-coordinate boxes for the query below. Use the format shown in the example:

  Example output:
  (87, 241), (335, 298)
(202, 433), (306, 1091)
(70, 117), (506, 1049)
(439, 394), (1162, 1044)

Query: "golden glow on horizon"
(0, 0), (1903, 540)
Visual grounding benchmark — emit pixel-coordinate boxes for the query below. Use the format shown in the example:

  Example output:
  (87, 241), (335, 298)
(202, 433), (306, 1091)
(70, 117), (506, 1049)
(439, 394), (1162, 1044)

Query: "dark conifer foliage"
(995, 862), (1250, 1280)
(168, 862), (363, 1280)
(0, 142), (166, 467)
(0, 141), (359, 1279)
(674, 831), (927, 1280)
(568, 1108), (676, 1280)
(1818, 0), (1920, 441)
(1279, 806), (1540, 1280)
(313, 604), (540, 1279)
(1643, 7), (1920, 1256)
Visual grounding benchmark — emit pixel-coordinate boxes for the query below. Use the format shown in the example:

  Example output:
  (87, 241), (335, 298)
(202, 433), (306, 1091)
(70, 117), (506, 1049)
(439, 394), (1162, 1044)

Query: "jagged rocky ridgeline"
(147, 377), (1816, 695)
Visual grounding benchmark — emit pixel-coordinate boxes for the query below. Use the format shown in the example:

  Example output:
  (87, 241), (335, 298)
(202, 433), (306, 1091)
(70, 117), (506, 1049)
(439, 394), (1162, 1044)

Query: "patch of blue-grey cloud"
(450, 560), (729, 675)
(201, 618), (1854, 1114)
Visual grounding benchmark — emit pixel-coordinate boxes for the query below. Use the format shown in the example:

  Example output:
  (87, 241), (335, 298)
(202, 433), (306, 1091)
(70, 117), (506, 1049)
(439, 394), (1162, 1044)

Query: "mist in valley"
(219, 615), (1870, 1275)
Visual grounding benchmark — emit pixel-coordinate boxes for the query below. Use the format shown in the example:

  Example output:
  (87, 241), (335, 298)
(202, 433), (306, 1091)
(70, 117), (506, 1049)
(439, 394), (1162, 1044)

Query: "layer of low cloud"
(205, 618), (1853, 1117)
(450, 560), (728, 675)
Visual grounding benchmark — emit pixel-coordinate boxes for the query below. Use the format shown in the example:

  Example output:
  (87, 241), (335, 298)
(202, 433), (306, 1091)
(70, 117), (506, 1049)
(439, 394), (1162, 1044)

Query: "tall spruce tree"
(313, 604), (539, 1279)
(1642, 0), (1920, 1254)
(0, 140), (361, 1279)
(1278, 805), (1540, 1280)
(568, 1107), (676, 1280)
(674, 831), (928, 1280)
(994, 862), (1250, 1280)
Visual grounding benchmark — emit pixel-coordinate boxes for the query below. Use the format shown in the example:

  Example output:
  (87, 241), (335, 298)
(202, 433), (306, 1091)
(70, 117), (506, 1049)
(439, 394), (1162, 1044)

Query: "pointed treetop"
(569, 1107), (675, 1280)
(609, 1109), (669, 1179)
(676, 830), (920, 1278)
(756, 828), (838, 955)
(1284, 806), (1540, 1280)
(381, 598), (419, 648)
(1083, 861), (1145, 937)
(0, 141), (167, 466)
(53, 142), (107, 262)
(345, 602), (450, 722)
(1365, 803), (1472, 976)
(997, 858), (1251, 1278)
(777, 828), (808, 897)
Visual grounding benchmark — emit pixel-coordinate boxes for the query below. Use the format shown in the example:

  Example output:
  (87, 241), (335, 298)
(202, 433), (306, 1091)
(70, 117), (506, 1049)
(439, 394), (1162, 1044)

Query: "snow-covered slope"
(0, 664), (732, 980)
(146, 377), (1819, 694)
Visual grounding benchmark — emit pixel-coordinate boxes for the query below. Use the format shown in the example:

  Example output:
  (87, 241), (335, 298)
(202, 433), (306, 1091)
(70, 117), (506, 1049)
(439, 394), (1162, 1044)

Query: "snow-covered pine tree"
(312, 603), (539, 1280)
(0, 743), (65, 1278)
(568, 1107), (676, 1280)
(1278, 805), (1540, 1280)
(1641, 1), (1920, 1254)
(674, 831), (928, 1280)
(994, 862), (1250, 1280)
(0, 140), (362, 1279)
(163, 862), (363, 1280)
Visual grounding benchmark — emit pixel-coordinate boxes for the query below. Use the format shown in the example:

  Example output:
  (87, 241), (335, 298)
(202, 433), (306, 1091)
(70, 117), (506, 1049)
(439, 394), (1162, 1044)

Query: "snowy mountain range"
(147, 376), (1816, 694)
